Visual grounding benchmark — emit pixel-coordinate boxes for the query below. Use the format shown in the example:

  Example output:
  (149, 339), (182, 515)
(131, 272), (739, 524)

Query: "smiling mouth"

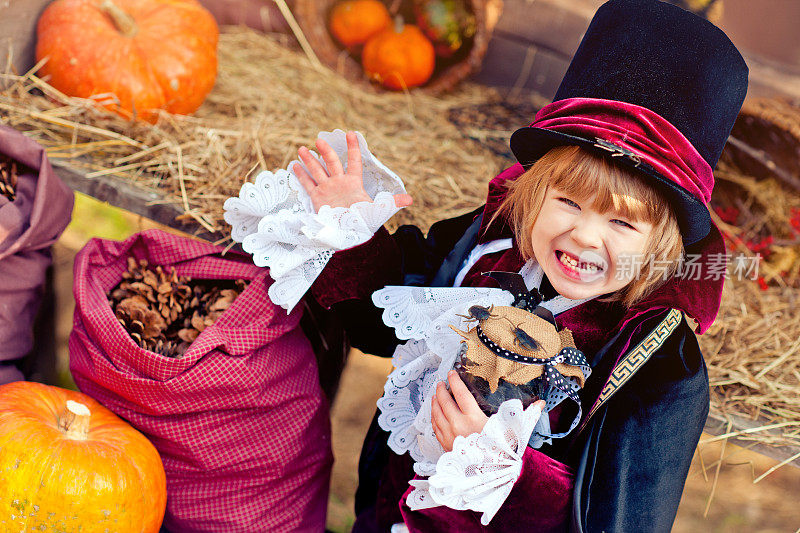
(556, 250), (605, 273)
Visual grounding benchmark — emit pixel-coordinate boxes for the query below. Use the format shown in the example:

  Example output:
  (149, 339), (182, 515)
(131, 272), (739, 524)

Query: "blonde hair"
(492, 145), (684, 307)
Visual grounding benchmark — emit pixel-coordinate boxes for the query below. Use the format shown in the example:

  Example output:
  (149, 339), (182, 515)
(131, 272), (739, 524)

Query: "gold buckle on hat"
(593, 138), (641, 165)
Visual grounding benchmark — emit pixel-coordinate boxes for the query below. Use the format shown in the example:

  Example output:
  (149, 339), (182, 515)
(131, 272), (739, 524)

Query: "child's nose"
(570, 219), (603, 249)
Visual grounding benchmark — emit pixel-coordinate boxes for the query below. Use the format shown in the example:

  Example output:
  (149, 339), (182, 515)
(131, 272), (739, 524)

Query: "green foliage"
(66, 193), (140, 243)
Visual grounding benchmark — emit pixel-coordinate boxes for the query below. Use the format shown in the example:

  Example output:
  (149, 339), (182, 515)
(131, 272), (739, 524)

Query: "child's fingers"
(431, 394), (444, 430)
(447, 370), (482, 416)
(434, 380), (460, 421)
(293, 163), (317, 193)
(393, 193), (413, 208)
(315, 139), (344, 177)
(345, 131), (363, 178)
(431, 394), (453, 448)
(298, 146), (329, 182)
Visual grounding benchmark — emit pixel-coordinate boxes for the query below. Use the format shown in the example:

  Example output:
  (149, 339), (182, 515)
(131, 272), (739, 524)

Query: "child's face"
(530, 186), (654, 300)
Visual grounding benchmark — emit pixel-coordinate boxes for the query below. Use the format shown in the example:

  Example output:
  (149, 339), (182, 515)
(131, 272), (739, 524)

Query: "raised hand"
(294, 130), (413, 212)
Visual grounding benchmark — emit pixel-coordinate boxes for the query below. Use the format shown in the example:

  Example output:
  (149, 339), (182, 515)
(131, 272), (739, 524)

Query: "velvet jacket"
(310, 163), (724, 532)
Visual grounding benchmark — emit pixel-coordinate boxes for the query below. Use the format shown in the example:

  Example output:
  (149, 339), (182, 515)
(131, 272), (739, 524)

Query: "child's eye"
(558, 198), (580, 209)
(612, 219), (635, 229)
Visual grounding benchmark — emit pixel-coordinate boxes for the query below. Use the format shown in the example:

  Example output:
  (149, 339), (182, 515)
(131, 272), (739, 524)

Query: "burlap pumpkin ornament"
(454, 305), (585, 392)
(451, 272), (591, 437)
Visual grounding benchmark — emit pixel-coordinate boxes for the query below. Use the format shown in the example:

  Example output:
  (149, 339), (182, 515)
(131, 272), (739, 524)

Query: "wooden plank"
(471, 0), (604, 98)
(704, 412), (800, 469)
(51, 160), (224, 243)
(472, 35), (571, 98)
(492, 0), (601, 58)
(197, 0), (289, 33)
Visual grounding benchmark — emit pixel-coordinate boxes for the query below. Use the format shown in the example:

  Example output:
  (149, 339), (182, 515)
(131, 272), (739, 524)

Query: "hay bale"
(702, 98), (800, 454)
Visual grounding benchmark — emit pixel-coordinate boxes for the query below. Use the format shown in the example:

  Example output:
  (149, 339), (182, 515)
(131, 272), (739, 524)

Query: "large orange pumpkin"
(36, 0), (219, 123)
(329, 0), (392, 48)
(362, 21), (436, 90)
(0, 381), (167, 532)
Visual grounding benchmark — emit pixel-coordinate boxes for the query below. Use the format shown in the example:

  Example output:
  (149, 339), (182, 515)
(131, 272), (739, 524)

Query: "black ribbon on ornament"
(482, 271), (558, 326)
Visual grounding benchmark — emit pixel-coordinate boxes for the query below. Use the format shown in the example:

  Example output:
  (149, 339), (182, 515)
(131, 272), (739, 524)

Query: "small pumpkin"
(36, 0), (219, 123)
(362, 20), (436, 90)
(0, 381), (167, 532)
(329, 0), (392, 48)
(413, 0), (476, 58)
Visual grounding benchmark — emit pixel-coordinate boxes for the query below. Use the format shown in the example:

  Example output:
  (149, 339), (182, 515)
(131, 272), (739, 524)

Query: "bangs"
(544, 146), (668, 224)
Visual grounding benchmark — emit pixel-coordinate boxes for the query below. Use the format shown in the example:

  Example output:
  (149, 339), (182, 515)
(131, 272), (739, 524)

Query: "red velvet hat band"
(529, 97), (714, 205)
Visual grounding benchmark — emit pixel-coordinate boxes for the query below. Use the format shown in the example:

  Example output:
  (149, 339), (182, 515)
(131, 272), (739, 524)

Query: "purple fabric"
(400, 447), (574, 532)
(0, 125), (74, 384)
(530, 98), (715, 203)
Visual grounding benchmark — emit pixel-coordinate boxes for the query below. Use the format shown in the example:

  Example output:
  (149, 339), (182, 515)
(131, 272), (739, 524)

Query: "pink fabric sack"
(0, 124), (74, 385)
(69, 229), (332, 532)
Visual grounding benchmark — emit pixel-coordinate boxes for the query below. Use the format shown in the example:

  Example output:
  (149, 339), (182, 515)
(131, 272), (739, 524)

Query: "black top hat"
(510, 0), (748, 245)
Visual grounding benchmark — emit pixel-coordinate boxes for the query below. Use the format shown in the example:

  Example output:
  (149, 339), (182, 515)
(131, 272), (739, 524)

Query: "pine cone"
(108, 258), (249, 358)
(0, 155), (19, 202)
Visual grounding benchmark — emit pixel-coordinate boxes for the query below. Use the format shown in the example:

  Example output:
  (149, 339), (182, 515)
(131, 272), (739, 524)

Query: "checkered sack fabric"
(69, 229), (332, 532)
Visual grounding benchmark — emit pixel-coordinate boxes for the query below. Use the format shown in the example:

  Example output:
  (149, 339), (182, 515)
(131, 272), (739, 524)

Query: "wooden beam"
(51, 160), (225, 244)
(704, 412), (800, 469)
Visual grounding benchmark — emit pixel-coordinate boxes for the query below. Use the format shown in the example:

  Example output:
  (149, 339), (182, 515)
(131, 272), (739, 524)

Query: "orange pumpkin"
(362, 21), (436, 90)
(36, 0), (219, 123)
(0, 381), (167, 532)
(329, 0), (392, 48)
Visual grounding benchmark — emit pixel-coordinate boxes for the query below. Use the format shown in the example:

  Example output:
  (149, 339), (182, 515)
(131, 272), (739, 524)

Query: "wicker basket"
(293, 0), (495, 93)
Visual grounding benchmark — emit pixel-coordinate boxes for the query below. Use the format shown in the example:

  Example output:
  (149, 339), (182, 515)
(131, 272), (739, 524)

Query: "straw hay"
(1, 26), (799, 456)
(700, 102), (800, 454)
(704, 280), (800, 449)
(1, 27), (512, 234)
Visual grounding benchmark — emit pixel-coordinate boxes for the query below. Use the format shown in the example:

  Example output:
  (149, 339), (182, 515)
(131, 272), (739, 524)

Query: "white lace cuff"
(372, 286), (514, 341)
(223, 130), (407, 311)
(406, 400), (542, 526)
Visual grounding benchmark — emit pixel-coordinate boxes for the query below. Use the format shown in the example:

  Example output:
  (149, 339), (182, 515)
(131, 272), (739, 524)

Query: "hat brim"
(510, 127), (711, 246)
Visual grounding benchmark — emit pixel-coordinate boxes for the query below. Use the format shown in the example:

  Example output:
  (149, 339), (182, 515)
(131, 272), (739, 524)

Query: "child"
(228, 0), (748, 530)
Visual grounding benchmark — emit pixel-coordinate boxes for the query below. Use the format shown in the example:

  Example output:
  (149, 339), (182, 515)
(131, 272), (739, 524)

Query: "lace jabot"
(223, 129), (407, 311)
(373, 286), (591, 524)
